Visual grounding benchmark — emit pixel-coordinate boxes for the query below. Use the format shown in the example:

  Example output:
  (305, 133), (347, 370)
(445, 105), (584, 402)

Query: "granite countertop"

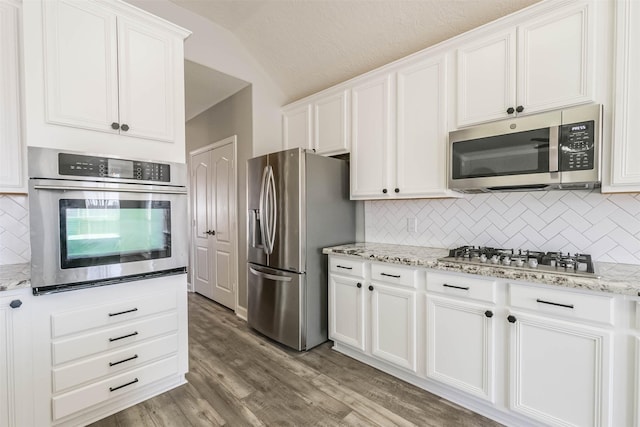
(323, 242), (640, 297)
(0, 263), (31, 292)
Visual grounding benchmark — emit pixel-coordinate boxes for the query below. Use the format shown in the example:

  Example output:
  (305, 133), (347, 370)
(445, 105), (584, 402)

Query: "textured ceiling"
(171, 0), (542, 104)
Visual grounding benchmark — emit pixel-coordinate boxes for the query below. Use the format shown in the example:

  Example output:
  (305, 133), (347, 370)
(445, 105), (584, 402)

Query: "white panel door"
(396, 55), (449, 198)
(117, 16), (175, 142)
(328, 274), (365, 351)
(283, 104), (312, 150)
(0, 0), (25, 193)
(517, 2), (593, 115)
(508, 311), (612, 427)
(191, 150), (211, 298)
(314, 90), (349, 155)
(457, 28), (517, 127)
(370, 283), (416, 372)
(42, 0), (119, 133)
(609, 0), (640, 191)
(426, 295), (495, 402)
(351, 73), (393, 199)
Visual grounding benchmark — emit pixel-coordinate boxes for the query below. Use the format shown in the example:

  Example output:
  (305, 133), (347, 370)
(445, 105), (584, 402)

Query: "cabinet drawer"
(329, 257), (366, 277)
(52, 355), (179, 421)
(509, 284), (614, 325)
(371, 263), (417, 289)
(53, 333), (178, 393)
(427, 271), (496, 303)
(52, 291), (177, 338)
(52, 312), (178, 365)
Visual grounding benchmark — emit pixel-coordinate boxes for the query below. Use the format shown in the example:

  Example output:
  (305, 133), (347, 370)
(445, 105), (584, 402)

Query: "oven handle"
(32, 184), (187, 195)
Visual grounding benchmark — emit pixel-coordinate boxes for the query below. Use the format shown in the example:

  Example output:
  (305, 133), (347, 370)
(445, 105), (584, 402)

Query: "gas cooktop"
(439, 246), (599, 279)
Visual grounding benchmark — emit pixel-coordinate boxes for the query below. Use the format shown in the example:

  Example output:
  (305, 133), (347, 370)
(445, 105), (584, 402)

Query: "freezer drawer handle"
(536, 298), (574, 309)
(249, 267), (292, 282)
(336, 265), (353, 270)
(380, 273), (401, 279)
(109, 378), (139, 392)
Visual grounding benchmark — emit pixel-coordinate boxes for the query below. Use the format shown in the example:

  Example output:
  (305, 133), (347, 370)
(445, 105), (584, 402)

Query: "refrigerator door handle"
(258, 166), (269, 254)
(267, 166), (277, 254)
(249, 266), (292, 282)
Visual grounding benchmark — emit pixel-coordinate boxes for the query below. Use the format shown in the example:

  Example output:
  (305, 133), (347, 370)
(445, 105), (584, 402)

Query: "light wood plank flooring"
(90, 293), (502, 427)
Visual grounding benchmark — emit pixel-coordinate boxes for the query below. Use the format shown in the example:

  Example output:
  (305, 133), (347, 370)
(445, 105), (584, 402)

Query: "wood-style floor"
(90, 293), (502, 427)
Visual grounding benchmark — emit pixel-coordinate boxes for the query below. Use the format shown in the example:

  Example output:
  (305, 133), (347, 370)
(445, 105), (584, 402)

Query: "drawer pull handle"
(109, 308), (138, 317)
(443, 283), (470, 291)
(380, 273), (401, 278)
(109, 378), (139, 392)
(536, 299), (574, 309)
(109, 354), (139, 367)
(109, 331), (139, 342)
(336, 265), (353, 270)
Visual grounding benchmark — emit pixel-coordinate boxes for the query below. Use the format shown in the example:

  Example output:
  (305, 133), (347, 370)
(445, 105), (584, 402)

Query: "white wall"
(186, 86), (252, 311)
(126, 0), (285, 157)
(365, 190), (640, 265)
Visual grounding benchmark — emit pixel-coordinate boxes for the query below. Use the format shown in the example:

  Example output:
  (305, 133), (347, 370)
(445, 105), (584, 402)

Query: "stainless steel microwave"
(448, 104), (603, 193)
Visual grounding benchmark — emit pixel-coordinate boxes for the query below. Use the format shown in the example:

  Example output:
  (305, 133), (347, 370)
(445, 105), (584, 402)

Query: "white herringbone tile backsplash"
(0, 195), (30, 265)
(365, 190), (640, 265)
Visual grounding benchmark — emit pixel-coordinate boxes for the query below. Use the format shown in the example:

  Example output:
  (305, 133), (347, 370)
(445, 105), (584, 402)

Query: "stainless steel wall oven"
(28, 147), (188, 295)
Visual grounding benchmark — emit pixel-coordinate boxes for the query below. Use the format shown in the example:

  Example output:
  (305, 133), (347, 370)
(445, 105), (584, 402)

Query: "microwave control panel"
(559, 120), (595, 171)
(58, 153), (171, 182)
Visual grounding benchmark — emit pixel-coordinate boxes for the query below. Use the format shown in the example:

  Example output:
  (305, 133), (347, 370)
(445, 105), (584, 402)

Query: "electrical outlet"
(407, 217), (417, 233)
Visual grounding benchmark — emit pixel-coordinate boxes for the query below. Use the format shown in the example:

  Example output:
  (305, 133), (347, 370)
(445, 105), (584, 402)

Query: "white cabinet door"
(396, 55), (451, 198)
(426, 295), (495, 402)
(370, 282), (416, 372)
(314, 90), (349, 155)
(517, 2), (593, 115)
(43, 0), (120, 133)
(0, 0), (25, 193)
(456, 29), (517, 127)
(351, 74), (393, 199)
(508, 311), (612, 427)
(117, 16), (175, 142)
(608, 0), (640, 191)
(328, 274), (365, 351)
(283, 104), (312, 150)
(1, 293), (32, 427)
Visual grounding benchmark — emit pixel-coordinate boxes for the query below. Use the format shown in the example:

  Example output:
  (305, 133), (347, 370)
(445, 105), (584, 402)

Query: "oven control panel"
(559, 120), (595, 171)
(58, 153), (171, 182)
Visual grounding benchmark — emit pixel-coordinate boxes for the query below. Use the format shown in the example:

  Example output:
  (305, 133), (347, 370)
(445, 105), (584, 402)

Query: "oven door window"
(60, 199), (171, 268)
(452, 128), (551, 179)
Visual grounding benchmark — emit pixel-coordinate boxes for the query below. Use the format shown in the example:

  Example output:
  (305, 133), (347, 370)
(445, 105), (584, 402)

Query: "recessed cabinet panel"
(351, 74), (392, 199)
(509, 312), (611, 427)
(457, 29), (516, 127)
(117, 17), (175, 142)
(43, 0), (119, 133)
(426, 296), (495, 402)
(314, 90), (349, 155)
(328, 274), (365, 351)
(517, 3), (592, 113)
(283, 104), (312, 150)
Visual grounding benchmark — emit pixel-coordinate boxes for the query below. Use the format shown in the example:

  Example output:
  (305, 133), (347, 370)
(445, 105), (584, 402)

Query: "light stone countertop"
(0, 263), (31, 292)
(323, 242), (640, 297)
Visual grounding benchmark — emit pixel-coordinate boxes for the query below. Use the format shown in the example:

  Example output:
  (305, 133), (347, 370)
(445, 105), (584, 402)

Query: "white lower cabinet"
(327, 255), (630, 427)
(507, 310), (611, 427)
(30, 275), (188, 427)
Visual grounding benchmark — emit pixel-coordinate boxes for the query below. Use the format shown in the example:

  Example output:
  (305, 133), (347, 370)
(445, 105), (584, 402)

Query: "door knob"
(206, 230), (216, 236)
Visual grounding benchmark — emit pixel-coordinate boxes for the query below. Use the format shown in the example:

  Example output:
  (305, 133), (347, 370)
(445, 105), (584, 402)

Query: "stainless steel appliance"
(247, 148), (356, 351)
(28, 147), (188, 295)
(449, 104), (603, 193)
(440, 245), (598, 278)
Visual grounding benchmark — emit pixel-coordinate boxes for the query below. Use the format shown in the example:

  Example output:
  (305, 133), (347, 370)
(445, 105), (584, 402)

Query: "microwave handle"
(549, 126), (559, 173)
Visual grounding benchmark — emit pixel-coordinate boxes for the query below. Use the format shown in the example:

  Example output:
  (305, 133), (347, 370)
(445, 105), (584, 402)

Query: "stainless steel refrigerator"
(247, 148), (356, 351)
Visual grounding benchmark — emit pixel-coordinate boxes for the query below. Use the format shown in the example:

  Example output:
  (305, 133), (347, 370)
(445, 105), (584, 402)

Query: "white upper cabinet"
(350, 73), (393, 199)
(22, 0), (190, 162)
(282, 104), (312, 150)
(0, 0), (26, 193)
(606, 0), (640, 192)
(456, 1), (594, 127)
(314, 89), (349, 155)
